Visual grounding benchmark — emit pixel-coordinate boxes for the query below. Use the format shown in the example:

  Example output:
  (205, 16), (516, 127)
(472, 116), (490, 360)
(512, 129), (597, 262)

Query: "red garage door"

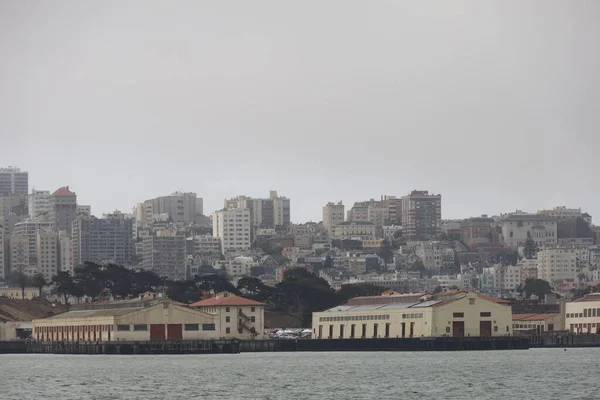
(167, 324), (183, 340)
(150, 324), (166, 341)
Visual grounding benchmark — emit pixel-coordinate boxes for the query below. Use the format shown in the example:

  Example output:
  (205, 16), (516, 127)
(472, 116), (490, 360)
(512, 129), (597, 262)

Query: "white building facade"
(537, 248), (578, 284)
(213, 207), (251, 254)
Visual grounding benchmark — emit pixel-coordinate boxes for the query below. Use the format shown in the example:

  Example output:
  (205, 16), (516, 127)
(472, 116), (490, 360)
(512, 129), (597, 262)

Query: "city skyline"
(2, 1), (599, 223)
(3, 166), (599, 224)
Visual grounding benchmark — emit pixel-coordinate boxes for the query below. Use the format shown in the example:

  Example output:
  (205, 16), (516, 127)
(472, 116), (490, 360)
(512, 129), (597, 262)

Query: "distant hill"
(0, 298), (69, 322)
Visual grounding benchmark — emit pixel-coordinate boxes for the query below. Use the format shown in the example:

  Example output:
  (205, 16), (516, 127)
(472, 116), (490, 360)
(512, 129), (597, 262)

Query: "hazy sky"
(2, 1), (599, 222)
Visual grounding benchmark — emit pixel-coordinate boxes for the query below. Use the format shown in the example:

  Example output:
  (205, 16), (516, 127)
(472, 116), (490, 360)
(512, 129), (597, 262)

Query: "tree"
(410, 260), (425, 272)
(523, 237), (538, 259)
(51, 271), (75, 304)
(9, 272), (30, 299)
(377, 240), (394, 263)
(30, 273), (47, 298)
(273, 268), (338, 326)
(250, 266), (266, 277)
(523, 278), (553, 299)
(338, 283), (385, 303)
(237, 277), (274, 302)
(323, 255), (333, 270)
(196, 274), (239, 296)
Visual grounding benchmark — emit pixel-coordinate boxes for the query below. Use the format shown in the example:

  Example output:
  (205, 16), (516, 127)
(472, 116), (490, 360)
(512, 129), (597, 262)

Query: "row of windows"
(319, 314), (390, 322)
(567, 308), (600, 318)
(116, 324), (216, 332)
(185, 324), (215, 331)
(402, 313), (424, 319)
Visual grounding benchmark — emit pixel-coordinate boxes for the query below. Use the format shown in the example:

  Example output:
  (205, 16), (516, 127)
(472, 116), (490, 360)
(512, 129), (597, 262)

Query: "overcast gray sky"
(2, 1), (599, 222)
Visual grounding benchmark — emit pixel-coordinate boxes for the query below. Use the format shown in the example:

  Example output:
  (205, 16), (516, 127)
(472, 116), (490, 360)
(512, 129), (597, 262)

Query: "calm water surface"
(0, 348), (596, 399)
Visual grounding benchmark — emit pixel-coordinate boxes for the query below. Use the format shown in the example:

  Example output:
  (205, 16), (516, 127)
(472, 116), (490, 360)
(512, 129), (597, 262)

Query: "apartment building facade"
(499, 214), (557, 250)
(537, 248), (578, 284)
(0, 167), (28, 197)
(323, 202), (345, 237)
(28, 189), (50, 220)
(213, 207), (251, 254)
(48, 186), (77, 235)
(72, 212), (134, 266)
(142, 231), (187, 279)
(36, 230), (59, 281)
(401, 191), (442, 240)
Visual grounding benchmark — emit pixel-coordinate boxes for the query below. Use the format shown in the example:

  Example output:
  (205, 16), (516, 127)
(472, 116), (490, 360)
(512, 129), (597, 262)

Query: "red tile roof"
(512, 313), (559, 321)
(573, 293), (600, 302)
(189, 294), (264, 307)
(51, 186), (76, 197)
(477, 293), (510, 304)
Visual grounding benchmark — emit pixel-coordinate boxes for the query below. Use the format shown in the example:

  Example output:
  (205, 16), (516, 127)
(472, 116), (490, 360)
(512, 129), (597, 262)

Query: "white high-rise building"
(36, 230), (58, 281)
(13, 219), (54, 269)
(213, 206), (251, 254)
(59, 230), (74, 274)
(0, 224), (5, 280)
(28, 189), (50, 220)
(323, 202), (345, 237)
(537, 248), (578, 284)
(0, 167), (28, 197)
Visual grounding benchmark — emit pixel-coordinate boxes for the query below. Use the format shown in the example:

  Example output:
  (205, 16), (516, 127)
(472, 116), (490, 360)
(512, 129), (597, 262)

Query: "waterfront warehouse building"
(566, 293), (600, 334)
(32, 298), (219, 342)
(512, 313), (563, 335)
(32, 292), (264, 342)
(312, 291), (513, 339)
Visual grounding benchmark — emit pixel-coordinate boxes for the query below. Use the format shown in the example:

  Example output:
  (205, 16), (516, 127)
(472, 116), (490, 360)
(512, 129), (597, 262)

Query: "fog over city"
(1, 1), (598, 221)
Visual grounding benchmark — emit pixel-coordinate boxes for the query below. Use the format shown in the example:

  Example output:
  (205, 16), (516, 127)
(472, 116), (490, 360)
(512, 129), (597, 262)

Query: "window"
(185, 324), (199, 331)
(117, 325), (130, 331)
(453, 312), (464, 318)
(480, 312), (491, 317)
(226, 316), (230, 323)
(202, 324), (215, 331)
(251, 307), (255, 312)
(584, 309), (588, 317)
(133, 324), (147, 331)
(251, 316), (256, 322)
(446, 327), (450, 333)
(226, 327), (231, 334)
(494, 326), (499, 332)
(226, 307), (230, 312)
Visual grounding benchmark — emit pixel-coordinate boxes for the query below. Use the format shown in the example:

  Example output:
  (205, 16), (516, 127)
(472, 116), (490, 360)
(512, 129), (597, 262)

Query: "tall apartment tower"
(323, 202), (345, 237)
(0, 167), (28, 197)
(13, 219), (54, 269)
(8, 235), (29, 275)
(213, 206), (251, 254)
(58, 230), (74, 274)
(71, 211), (134, 266)
(48, 187), (77, 235)
(142, 230), (187, 279)
(0, 224), (5, 280)
(36, 230), (59, 281)
(224, 191), (290, 229)
(401, 190), (442, 240)
(28, 189), (51, 220)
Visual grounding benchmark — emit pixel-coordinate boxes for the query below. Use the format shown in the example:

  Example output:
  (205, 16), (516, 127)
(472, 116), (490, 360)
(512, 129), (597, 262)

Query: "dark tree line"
(48, 262), (239, 305)
(8, 262), (386, 326)
(236, 268), (386, 326)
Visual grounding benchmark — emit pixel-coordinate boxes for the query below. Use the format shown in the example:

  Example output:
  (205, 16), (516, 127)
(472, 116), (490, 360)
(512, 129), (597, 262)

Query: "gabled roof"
(512, 313), (558, 321)
(51, 186), (76, 197)
(189, 292), (264, 307)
